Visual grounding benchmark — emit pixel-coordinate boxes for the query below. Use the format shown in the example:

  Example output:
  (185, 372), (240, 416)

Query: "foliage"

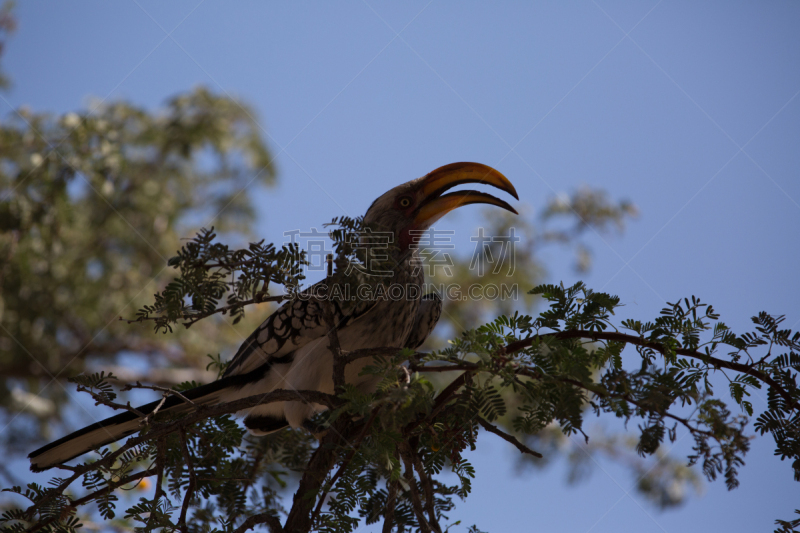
(427, 189), (637, 338)
(539, 185), (638, 273)
(3, 7), (794, 531)
(0, 1), (14, 90)
(0, 86), (276, 447)
(2, 219), (798, 532)
(131, 213), (404, 337)
(135, 227), (304, 332)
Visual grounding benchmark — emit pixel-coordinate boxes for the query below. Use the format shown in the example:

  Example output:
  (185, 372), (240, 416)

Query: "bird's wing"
(223, 281), (377, 377)
(404, 292), (442, 350)
(30, 280), (380, 472)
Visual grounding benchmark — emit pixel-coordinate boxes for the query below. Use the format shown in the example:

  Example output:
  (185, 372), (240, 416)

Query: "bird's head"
(363, 162), (519, 250)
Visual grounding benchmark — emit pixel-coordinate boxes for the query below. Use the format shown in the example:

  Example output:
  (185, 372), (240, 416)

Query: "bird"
(29, 162), (518, 472)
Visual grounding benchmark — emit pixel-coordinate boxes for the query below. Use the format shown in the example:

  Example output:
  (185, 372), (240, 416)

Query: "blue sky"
(4, 1), (799, 531)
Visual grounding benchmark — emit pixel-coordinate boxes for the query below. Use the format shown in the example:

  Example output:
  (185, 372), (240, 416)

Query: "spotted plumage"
(405, 293), (443, 350)
(29, 162), (518, 471)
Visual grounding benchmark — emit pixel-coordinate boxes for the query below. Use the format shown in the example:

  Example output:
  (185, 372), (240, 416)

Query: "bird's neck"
(390, 248), (424, 285)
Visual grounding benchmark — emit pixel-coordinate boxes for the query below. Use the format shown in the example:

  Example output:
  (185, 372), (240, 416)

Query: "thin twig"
(121, 294), (286, 327)
(514, 369), (721, 440)
(476, 417), (543, 458)
(121, 381), (196, 407)
(232, 512), (283, 533)
(414, 359), (715, 451)
(235, 442), (269, 522)
(283, 418), (356, 533)
(147, 437), (166, 531)
(178, 428), (196, 532)
(25, 390), (336, 530)
(310, 408), (380, 523)
(408, 443), (442, 533)
(405, 373), (470, 434)
(400, 453), (432, 533)
(409, 363), (475, 373)
(144, 394), (168, 426)
(28, 457), (151, 533)
(404, 329), (798, 415)
(382, 479), (399, 533)
(70, 468), (157, 508)
(75, 385), (146, 418)
(198, 258), (255, 271)
(502, 330), (799, 411)
(51, 464), (79, 473)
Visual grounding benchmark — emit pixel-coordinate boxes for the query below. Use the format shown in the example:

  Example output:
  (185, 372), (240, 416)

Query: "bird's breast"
(340, 254), (424, 350)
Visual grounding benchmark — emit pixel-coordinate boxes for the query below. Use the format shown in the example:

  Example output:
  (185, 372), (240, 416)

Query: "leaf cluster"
(3, 267), (798, 532)
(0, 86), (276, 442)
(135, 227), (306, 332)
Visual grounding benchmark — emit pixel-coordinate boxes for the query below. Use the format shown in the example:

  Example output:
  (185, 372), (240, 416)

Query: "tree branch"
(413, 360), (720, 447)
(503, 330), (799, 410)
(310, 407), (380, 524)
(232, 512), (283, 533)
(121, 381), (196, 407)
(517, 368), (721, 442)
(476, 417), (543, 458)
(382, 479), (399, 533)
(147, 437), (166, 531)
(407, 330), (797, 416)
(24, 390), (338, 520)
(74, 385), (145, 419)
(69, 468), (157, 508)
(400, 452), (432, 533)
(122, 294), (286, 328)
(284, 418), (356, 533)
(405, 372), (471, 435)
(408, 442), (441, 533)
(178, 428), (197, 532)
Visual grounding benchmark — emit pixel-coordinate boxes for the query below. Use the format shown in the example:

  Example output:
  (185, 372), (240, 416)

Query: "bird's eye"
(398, 197), (412, 208)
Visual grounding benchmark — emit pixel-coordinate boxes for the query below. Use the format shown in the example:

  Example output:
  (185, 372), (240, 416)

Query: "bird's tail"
(28, 379), (233, 472)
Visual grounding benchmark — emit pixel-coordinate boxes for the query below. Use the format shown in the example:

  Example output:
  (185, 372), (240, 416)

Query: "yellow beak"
(414, 162), (518, 227)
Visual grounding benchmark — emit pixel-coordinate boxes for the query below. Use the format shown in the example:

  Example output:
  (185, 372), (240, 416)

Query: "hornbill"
(29, 162), (518, 472)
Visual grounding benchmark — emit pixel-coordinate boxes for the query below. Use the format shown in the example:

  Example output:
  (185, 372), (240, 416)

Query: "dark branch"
(503, 330), (799, 411)
(409, 442), (441, 532)
(311, 408), (380, 523)
(232, 512), (283, 533)
(178, 428), (197, 532)
(147, 437), (166, 531)
(70, 468), (157, 508)
(23, 390), (338, 519)
(284, 419), (356, 533)
(407, 330), (798, 416)
(476, 417), (543, 458)
(121, 381), (196, 407)
(122, 294), (286, 328)
(401, 451), (432, 533)
(382, 479), (399, 533)
(74, 385), (145, 418)
(406, 372), (470, 435)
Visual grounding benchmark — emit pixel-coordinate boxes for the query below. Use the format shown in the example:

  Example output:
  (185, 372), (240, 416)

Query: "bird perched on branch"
(29, 162), (518, 472)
